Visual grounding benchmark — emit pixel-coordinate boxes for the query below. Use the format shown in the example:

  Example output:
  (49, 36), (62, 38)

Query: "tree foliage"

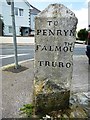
(77, 28), (88, 41)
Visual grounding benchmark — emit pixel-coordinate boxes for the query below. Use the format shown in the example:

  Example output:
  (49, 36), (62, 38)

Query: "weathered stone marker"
(34, 4), (78, 115)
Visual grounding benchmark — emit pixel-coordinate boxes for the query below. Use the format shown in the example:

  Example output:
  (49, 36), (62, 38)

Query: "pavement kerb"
(1, 59), (34, 70)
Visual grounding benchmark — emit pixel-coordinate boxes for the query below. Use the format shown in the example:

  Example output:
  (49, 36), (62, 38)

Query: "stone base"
(35, 90), (70, 115)
(33, 92), (88, 119)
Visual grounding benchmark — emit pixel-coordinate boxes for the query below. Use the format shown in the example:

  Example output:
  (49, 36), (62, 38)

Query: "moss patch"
(35, 90), (70, 115)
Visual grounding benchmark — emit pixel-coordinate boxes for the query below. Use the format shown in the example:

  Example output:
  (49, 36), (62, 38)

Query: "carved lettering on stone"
(34, 3), (78, 115)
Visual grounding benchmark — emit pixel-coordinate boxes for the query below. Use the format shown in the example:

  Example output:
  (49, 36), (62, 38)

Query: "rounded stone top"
(36, 3), (77, 18)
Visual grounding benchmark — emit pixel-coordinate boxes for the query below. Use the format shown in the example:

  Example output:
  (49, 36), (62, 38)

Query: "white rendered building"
(0, 0), (40, 36)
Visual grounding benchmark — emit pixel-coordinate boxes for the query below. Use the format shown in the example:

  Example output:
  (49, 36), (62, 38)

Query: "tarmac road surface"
(0, 43), (87, 67)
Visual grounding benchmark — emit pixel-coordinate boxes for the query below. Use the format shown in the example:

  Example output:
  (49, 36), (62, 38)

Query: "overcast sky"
(28, 0), (89, 31)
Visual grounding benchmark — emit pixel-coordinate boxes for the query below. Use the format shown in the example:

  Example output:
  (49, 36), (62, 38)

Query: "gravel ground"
(2, 60), (34, 118)
(1, 54), (90, 118)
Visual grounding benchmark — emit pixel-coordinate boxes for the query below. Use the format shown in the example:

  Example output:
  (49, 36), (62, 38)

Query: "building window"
(14, 8), (23, 16)
(9, 26), (12, 33)
(19, 9), (23, 16)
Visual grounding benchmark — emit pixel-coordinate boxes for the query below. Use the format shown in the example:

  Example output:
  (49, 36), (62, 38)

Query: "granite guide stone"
(34, 3), (78, 115)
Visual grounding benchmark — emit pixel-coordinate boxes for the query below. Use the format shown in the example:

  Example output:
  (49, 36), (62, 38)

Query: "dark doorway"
(0, 19), (4, 36)
(20, 27), (32, 36)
